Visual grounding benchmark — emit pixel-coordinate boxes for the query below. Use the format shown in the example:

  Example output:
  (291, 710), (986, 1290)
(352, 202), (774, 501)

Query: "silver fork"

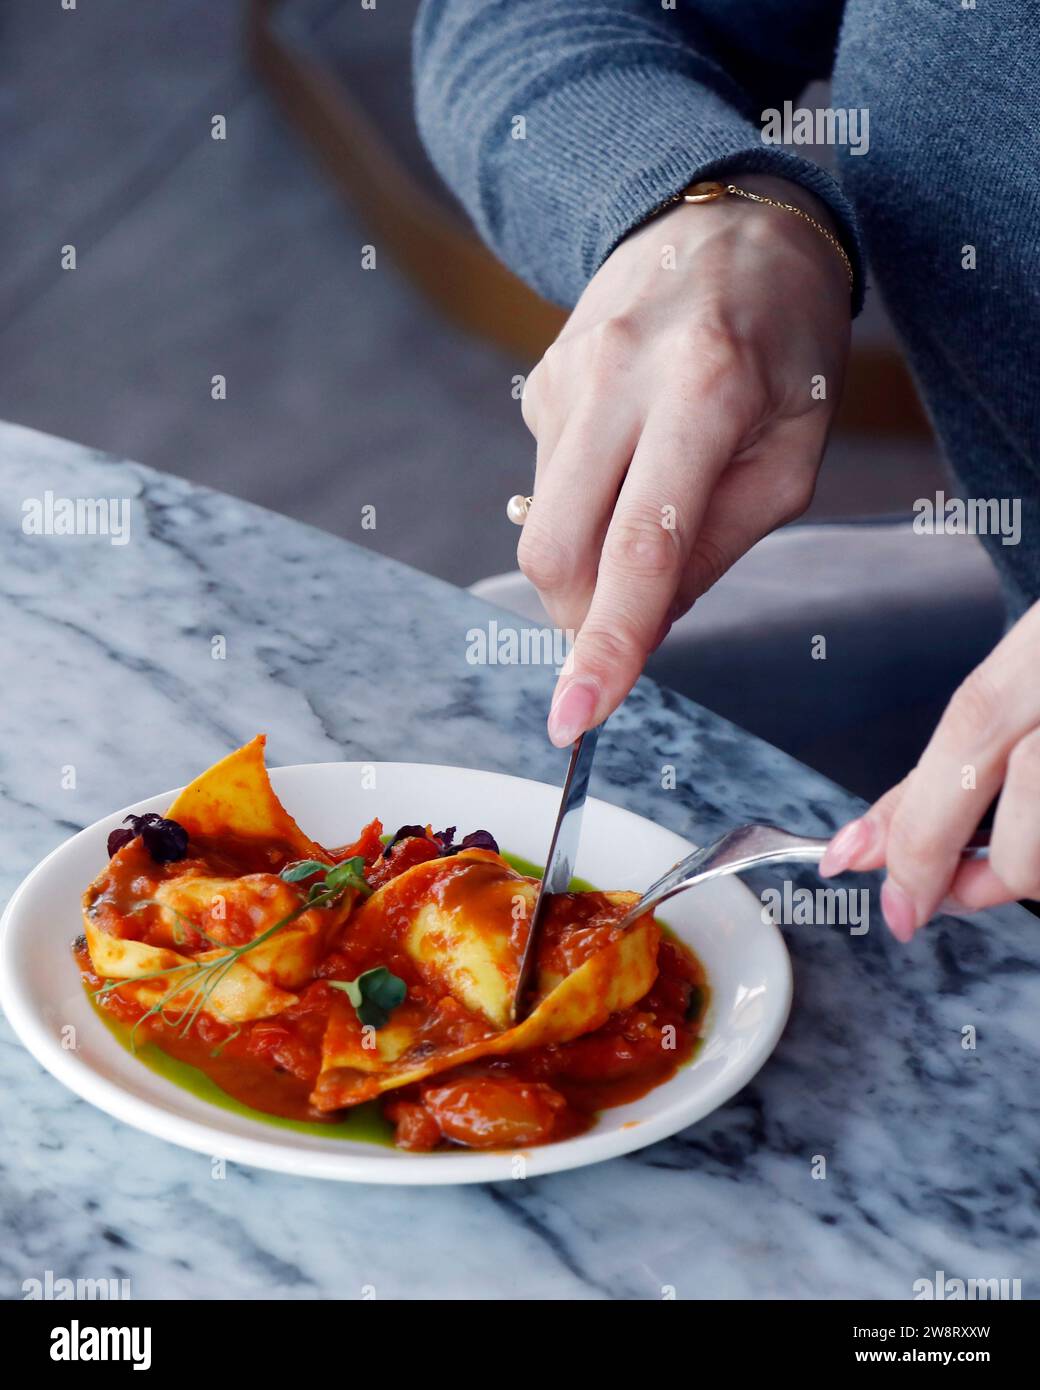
(618, 823), (990, 931)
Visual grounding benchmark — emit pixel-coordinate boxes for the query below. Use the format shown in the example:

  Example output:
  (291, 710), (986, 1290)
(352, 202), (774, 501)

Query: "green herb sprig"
(280, 857), (371, 903)
(328, 966), (407, 1030)
(93, 856), (371, 1050)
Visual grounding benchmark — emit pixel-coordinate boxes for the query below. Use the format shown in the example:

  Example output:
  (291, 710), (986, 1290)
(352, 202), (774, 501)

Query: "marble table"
(2, 419), (1036, 1301)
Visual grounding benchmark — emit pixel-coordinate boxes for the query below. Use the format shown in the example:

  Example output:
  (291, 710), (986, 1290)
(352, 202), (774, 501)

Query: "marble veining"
(1, 420), (1036, 1300)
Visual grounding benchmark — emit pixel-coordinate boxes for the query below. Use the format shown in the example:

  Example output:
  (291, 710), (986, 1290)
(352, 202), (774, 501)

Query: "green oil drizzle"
(92, 1007), (394, 1146)
(500, 849), (595, 892)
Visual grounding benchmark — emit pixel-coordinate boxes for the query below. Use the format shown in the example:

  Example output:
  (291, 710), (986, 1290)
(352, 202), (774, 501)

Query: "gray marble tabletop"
(2, 419), (1036, 1301)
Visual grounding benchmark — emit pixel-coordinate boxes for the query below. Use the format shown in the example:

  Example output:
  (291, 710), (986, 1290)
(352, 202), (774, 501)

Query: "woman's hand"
(518, 175), (852, 746)
(819, 600), (1040, 938)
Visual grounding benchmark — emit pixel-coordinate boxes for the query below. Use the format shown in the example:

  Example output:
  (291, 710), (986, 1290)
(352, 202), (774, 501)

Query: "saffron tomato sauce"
(77, 826), (709, 1153)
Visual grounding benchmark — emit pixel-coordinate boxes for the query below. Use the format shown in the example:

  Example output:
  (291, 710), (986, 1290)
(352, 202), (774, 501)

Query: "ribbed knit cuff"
(491, 61), (866, 314)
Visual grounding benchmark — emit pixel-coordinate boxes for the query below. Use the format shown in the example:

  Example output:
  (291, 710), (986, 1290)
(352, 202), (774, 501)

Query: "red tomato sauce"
(76, 824), (710, 1151)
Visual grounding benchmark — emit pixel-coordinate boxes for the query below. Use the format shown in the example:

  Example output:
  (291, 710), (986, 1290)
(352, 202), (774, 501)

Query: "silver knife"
(510, 725), (601, 1022)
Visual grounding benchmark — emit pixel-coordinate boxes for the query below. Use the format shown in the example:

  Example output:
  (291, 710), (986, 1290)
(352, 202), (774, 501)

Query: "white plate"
(0, 762), (791, 1184)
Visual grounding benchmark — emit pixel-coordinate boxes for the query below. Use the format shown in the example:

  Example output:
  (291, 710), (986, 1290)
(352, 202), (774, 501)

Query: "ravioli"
(310, 849), (660, 1111)
(152, 873), (336, 988)
(89, 941), (299, 1023)
(165, 734), (325, 859)
(80, 735), (354, 1026)
(361, 850), (539, 1029)
(312, 910), (659, 1109)
(76, 736), (706, 1151)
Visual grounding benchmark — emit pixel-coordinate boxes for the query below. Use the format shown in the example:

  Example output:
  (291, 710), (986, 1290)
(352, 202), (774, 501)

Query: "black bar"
(3, 1295), (1033, 1372)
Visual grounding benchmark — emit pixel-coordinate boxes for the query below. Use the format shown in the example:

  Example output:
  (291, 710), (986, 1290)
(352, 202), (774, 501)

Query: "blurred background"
(3, 0), (1002, 797)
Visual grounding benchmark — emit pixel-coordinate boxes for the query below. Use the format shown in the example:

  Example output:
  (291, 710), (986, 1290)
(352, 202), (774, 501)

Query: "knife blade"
(510, 725), (601, 1023)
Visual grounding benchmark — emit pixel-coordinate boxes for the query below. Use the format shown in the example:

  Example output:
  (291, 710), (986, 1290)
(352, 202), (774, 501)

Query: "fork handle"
(623, 824), (990, 930)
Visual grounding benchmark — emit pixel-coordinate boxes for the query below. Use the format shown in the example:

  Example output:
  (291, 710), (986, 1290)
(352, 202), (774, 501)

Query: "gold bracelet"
(667, 180), (854, 293)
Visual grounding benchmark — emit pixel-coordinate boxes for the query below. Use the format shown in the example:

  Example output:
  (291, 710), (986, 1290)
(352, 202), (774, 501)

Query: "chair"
(470, 521), (1005, 800)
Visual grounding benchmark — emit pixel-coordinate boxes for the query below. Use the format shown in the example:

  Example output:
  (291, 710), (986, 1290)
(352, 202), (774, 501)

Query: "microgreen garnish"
(145, 899), (226, 950)
(210, 1026), (241, 1058)
(322, 857), (372, 896)
(93, 857), (370, 1049)
(442, 829), (499, 856)
(278, 859), (329, 883)
(383, 826), (426, 852)
(383, 825), (499, 858)
(280, 856), (372, 902)
(328, 966), (407, 1029)
(107, 813), (189, 863)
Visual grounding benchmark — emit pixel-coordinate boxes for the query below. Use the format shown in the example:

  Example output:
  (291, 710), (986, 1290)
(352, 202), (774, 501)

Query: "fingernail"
(881, 878), (918, 943)
(547, 676), (600, 748)
(818, 818), (870, 877)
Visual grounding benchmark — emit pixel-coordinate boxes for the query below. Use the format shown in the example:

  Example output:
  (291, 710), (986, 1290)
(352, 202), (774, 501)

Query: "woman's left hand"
(818, 599), (1040, 939)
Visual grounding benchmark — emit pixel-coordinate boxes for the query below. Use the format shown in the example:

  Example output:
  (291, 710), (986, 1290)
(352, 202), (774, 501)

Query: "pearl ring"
(506, 494), (533, 525)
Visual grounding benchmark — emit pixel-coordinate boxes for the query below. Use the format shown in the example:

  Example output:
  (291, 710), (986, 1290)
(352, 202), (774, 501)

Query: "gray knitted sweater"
(413, 0), (1039, 614)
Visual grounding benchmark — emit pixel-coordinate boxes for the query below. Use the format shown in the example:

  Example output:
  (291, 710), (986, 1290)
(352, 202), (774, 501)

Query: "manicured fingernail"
(818, 818), (870, 877)
(881, 878), (918, 942)
(547, 677), (600, 748)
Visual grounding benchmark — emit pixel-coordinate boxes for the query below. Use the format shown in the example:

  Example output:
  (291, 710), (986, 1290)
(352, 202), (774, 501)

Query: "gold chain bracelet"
(666, 180), (854, 293)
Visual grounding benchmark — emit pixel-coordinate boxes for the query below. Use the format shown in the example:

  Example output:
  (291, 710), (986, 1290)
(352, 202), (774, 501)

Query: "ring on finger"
(506, 494), (534, 525)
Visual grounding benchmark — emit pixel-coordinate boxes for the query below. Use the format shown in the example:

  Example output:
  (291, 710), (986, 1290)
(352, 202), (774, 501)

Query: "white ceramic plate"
(0, 762), (791, 1184)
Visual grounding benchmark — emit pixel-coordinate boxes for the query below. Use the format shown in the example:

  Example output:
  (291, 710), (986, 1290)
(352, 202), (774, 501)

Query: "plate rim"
(0, 760), (793, 1185)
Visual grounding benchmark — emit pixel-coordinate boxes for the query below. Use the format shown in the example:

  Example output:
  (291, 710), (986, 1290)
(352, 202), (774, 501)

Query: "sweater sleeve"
(413, 0), (864, 312)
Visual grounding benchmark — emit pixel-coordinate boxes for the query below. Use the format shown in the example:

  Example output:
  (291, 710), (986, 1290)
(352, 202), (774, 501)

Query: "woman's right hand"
(517, 175), (853, 746)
